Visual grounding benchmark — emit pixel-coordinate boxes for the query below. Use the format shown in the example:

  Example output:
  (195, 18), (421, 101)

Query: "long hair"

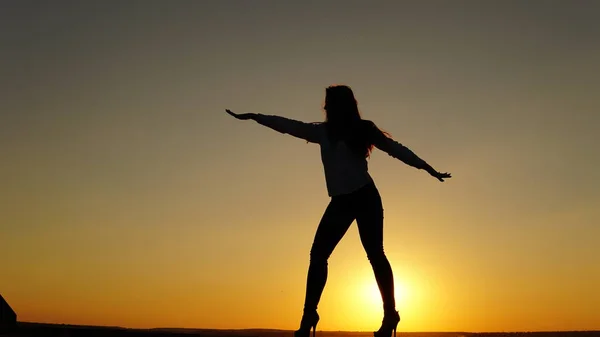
(323, 85), (389, 158)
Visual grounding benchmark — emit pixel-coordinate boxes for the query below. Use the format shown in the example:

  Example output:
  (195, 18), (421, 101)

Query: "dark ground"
(1, 323), (599, 337)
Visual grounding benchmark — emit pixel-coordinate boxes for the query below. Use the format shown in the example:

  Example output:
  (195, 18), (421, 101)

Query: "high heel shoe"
(294, 310), (319, 337)
(373, 310), (400, 337)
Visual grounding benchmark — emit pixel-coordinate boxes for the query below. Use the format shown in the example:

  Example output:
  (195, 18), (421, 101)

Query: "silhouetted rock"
(0, 293), (17, 332)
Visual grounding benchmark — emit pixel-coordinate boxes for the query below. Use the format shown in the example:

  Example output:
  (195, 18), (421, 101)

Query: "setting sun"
(339, 270), (418, 330)
(363, 279), (409, 308)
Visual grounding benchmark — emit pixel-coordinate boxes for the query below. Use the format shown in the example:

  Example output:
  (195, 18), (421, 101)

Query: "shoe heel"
(374, 311), (400, 337)
(295, 311), (319, 337)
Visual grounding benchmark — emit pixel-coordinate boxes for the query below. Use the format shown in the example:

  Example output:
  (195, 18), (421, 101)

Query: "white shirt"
(253, 114), (427, 197)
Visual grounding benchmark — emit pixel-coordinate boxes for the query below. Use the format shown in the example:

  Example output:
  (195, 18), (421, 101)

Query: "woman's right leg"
(302, 196), (355, 314)
(355, 184), (400, 337)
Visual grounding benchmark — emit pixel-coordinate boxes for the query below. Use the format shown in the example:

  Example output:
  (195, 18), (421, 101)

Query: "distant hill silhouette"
(0, 293), (17, 332)
(6, 323), (600, 337)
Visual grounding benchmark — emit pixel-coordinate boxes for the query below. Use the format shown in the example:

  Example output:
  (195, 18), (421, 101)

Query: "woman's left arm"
(226, 109), (321, 143)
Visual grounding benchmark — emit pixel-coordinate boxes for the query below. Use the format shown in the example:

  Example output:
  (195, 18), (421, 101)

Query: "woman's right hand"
(226, 109), (256, 120)
(432, 171), (452, 182)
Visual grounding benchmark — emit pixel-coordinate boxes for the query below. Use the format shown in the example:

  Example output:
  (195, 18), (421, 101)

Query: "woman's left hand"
(226, 109), (255, 120)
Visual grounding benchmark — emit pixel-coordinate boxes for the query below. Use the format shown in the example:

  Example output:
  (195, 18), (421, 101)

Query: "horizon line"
(16, 322), (600, 334)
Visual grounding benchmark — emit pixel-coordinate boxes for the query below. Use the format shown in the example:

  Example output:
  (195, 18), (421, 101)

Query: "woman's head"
(322, 84), (389, 158)
(323, 85), (361, 124)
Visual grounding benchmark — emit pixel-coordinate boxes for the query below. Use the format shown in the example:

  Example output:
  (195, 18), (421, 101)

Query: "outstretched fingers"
(225, 109), (255, 120)
(437, 172), (452, 182)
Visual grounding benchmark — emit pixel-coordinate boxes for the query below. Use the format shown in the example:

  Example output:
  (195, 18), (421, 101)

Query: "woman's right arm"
(368, 121), (451, 181)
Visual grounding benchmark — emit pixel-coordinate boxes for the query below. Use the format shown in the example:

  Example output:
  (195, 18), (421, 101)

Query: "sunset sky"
(1, 0), (599, 333)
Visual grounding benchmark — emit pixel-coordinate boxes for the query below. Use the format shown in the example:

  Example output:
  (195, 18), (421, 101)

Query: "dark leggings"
(303, 181), (396, 314)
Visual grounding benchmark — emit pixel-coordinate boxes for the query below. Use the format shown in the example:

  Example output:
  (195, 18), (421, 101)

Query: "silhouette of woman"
(225, 85), (451, 337)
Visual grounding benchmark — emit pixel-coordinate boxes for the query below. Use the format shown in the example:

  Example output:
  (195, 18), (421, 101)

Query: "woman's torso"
(316, 123), (373, 197)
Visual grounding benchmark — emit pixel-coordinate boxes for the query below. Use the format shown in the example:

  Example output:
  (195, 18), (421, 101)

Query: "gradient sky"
(1, 0), (599, 333)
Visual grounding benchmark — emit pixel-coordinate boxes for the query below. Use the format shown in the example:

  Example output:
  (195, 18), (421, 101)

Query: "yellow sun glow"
(344, 272), (415, 330)
(364, 279), (409, 307)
